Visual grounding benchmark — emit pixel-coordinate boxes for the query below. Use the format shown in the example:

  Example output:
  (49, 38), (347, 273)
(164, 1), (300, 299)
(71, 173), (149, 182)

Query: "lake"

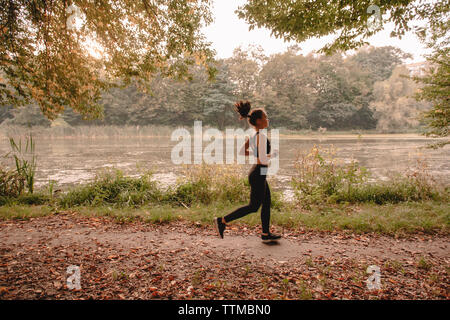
(0, 133), (448, 201)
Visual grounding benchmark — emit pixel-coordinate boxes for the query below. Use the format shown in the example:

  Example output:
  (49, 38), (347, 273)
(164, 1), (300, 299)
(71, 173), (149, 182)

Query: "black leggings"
(223, 164), (271, 234)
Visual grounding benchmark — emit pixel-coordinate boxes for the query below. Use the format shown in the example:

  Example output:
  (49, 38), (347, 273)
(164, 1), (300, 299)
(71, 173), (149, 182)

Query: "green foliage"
(7, 133), (37, 193)
(227, 45), (266, 101)
(308, 103), (359, 130)
(0, 165), (25, 197)
(292, 145), (446, 207)
(236, 1), (448, 56)
(15, 192), (50, 205)
(417, 257), (432, 271)
(270, 190), (285, 211)
(0, 191), (50, 206)
(331, 174), (443, 204)
(236, 0), (448, 138)
(58, 168), (161, 208)
(0, 0), (216, 120)
(411, 47), (449, 148)
(55, 163), (256, 209)
(256, 47), (402, 130)
(349, 46), (412, 83)
(292, 145), (369, 207)
(0, 45), (421, 132)
(168, 180), (213, 206)
(255, 48), (317, 129)
(165, 163), (250, 206)
(370, 65), (432, 132)
(200, 62), (237, 130)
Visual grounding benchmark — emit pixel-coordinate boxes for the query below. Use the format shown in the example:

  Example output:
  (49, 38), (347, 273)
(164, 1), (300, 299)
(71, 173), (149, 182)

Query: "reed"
(7, 133), (37, 194)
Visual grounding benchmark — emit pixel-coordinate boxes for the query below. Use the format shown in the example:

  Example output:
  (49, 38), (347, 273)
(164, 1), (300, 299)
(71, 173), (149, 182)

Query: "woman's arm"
(238, 138), (250, 156)
(257, 133), (278, 165)
(257, 132), (269, 165)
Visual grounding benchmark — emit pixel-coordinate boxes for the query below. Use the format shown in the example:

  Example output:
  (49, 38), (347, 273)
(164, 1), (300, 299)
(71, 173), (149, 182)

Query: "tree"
(348, 45), (412, 83)
(369, 65), (431, 132)
(410, 47), (449, 147)
(1, 104), (51, 127)
(307, 52), (375, 130)
(0, 0), (216, 120)
(236, 0), (449, 55)
(347, 105), (377, 130)
(255, 47), (317, 129)
(308, 102), (358, 130)
(237, 0), (448, 138)
(409, 8), (449, 147)
(226, 45), (266, 101)
(200, 61), (236, 130)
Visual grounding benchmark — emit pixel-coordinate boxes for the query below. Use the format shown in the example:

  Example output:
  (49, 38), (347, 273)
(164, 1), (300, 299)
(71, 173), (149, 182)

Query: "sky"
(202, 1), (432, 63)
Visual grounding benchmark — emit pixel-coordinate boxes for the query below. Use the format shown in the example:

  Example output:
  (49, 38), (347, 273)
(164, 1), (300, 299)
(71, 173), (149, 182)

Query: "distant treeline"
(0, 45), (431, 132)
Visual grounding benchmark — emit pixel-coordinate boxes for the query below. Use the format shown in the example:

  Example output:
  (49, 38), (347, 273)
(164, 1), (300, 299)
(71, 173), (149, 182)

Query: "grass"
(417, 257), (433, 271)
(57, 168), (163, 208)
(291, 201), (449, 234)
(0, 199), (447, 236)
(296, 279), (313, 300)
(8, 133), (37, 194)
(291, 145), (448, 207)
(0, 204), (54, 220)
(0, 192), (51, 206)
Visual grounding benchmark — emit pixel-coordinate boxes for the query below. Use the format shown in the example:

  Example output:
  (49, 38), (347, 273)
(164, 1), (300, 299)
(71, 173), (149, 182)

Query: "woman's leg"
(223, 174), (266, 223)
(260, 180), (271, 234)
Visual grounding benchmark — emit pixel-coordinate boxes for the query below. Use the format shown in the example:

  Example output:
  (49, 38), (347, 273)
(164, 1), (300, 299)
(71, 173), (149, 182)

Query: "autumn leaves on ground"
(0, 210), (448, 300)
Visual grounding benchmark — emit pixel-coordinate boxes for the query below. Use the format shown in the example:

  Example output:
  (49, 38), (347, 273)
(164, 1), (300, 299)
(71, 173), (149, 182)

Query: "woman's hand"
(271, 149), (279, 158)
(266, 149), (278, 160)
(238, 138), (250, 156)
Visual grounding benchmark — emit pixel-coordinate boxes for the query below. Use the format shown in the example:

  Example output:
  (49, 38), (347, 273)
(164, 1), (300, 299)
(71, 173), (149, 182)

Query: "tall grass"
(291, 145), (448, 208)
(167, 163), (250, 206)
(0, 165), (25, 197)
(6, 133), (37, 194)
(56, 162), (285, 210)
(0, 132), (47, 205)
(58, 168), (162, 208)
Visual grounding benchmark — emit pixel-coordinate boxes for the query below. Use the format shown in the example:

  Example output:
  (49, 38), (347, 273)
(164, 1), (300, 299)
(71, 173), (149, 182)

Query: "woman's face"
(256, 113), (269, 129)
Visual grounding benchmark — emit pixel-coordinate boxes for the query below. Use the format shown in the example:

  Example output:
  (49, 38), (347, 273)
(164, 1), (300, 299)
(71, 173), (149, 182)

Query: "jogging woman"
(214, 101), (281, 243)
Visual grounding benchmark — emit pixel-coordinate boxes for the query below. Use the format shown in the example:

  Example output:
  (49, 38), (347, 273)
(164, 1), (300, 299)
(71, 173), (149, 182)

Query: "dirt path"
(0, 213), (448, 299)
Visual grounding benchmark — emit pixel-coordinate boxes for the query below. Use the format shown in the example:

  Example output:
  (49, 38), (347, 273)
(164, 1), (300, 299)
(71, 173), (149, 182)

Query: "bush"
(55, 164), (256, 208)
(291, 145), (369, 207)
(164, 163), (250, 206)
(16, 192), (51, 205)
(331, 174), (443, 204)
(270, 190), (286, 211)
(0, 166), (25, 197)
(58, 168), (161, 207)
(292, 145), (447, 207)
(167, 180), (212, 206)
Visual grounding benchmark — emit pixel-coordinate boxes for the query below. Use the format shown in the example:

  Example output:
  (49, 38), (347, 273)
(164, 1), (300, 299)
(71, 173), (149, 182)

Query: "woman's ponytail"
(234, 100), (265, 126)
(234, 101), (251, 120)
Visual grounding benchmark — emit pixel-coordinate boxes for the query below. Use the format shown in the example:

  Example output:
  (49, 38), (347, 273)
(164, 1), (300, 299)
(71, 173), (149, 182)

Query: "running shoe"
(214, 217), (226, 239)
(261, 232), (281, 243)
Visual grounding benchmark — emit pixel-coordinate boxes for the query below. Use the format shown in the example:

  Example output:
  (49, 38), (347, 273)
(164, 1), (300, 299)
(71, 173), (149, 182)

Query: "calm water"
(0, 135), (448, 200)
